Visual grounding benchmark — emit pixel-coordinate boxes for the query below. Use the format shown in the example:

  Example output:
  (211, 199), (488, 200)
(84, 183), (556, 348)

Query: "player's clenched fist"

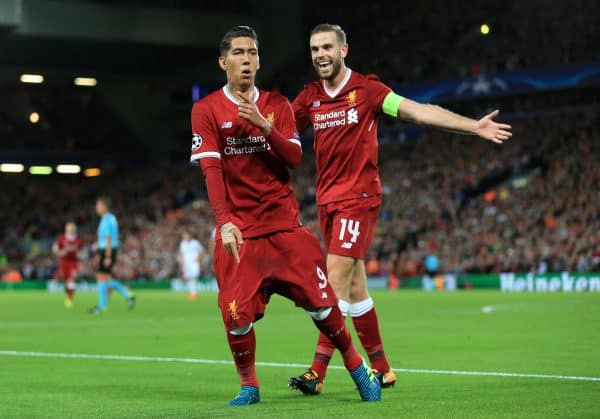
(220, 221), (244, 263)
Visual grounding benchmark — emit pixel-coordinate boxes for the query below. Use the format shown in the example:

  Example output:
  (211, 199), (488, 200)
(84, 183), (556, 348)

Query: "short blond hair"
(311, 23), (347, 44)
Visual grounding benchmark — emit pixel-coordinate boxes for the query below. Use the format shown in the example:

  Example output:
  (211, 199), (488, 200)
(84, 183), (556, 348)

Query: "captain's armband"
(382, 92), (405, 117)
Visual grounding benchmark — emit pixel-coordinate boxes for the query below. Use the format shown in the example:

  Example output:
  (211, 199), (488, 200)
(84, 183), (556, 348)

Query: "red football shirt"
(293, 69), (391, 204)
(191, 86), (302, 238)
(55, 234), (82, 263)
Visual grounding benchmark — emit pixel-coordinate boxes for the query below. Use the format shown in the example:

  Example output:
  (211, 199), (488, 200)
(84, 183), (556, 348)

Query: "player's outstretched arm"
(397, 98), (512, 144)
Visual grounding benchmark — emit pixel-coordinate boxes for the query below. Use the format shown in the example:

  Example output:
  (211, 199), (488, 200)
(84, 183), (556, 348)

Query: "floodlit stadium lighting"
(29, 166), (53, 175)
(56, 164), (81, 174)
(480, 24), (490, 35)
(74, 77), (97, 87)
(0, 163), (25, 173)
(84, 167), (101, 177)
(20, 74), (44, 84)
(29, 112), (40, 124)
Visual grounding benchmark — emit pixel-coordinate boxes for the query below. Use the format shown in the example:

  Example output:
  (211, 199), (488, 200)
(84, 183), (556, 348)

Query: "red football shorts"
(318, 195), (382, 259)
(58, 261), (79, 282)
(213, 227), (337, 331)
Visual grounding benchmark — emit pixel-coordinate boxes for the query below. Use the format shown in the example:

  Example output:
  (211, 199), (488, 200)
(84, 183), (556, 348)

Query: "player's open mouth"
(318, 61), (332, 70)
(241, 69), (252, 77)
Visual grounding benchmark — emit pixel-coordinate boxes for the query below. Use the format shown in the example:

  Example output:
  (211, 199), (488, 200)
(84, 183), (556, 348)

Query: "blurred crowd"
(2, 104), (598, 281)
(365, 111), (600, 277)
(2, 0), (599, 281)
(0, 161), (213, 282)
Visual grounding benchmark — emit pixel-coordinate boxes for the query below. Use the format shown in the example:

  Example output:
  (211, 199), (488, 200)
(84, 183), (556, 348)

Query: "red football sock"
(310, 331), (336, 381)
(313, 307), (362, 373)
(226, 328), (259, 387)
(352, 307), (391, 373)
(65, 283), (75, 300)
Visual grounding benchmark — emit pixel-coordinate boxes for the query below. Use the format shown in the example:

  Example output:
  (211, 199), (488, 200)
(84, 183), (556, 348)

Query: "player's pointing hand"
(220, 222), (243, 263)
(235, 90), (272, 135)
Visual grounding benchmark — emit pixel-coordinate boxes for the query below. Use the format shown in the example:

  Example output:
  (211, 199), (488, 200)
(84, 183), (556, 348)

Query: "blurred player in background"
(289, 23), (512, 394)
(190, 25), (380, 406)
(178, 229), (206, 300)
(89, 196), (136, 314)
(52, 221), (83, 308)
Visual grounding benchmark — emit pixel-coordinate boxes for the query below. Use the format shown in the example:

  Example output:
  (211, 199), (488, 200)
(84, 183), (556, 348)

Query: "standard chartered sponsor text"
(224, 135), (271, 155)
(314, 110), (346, 121)
(314, 109), (346, 131)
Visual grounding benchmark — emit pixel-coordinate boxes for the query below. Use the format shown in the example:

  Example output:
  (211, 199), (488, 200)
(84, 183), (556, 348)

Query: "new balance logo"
(341, 242), (353, 249)
(221, 121), (232, 128)
(312, 101), (321, 107)
(347, 108), (358, 124)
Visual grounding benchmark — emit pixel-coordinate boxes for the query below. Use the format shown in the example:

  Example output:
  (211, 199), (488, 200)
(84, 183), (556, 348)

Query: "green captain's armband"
(382, 92), (405, 117)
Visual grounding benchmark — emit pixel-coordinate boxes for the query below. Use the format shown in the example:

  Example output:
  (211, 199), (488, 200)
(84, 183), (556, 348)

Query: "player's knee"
(229, 323), (253, 335)
(327, 254), (356, 275)
(307, 307), (332, 321)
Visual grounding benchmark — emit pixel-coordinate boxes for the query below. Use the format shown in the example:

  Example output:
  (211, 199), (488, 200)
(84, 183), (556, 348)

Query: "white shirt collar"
(222, 85), (260, 105)
(322, 68), (352, 98)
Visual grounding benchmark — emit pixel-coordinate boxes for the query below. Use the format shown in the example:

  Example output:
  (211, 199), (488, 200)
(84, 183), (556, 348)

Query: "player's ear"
(256, 56), (260, 71)
(341, 43), (348, 59)
(218, 56), (227, 71)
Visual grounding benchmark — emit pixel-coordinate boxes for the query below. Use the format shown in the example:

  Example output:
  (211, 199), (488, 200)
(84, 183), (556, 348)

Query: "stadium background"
(0, 1), (599, 417)
(1, 0), (598, 289)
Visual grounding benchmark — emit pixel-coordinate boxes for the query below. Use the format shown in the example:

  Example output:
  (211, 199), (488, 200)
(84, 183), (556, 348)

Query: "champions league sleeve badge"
(191, 133), (202, 150)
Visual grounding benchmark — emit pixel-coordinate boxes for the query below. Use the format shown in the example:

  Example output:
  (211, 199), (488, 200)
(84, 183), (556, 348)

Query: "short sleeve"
(190, 102), (221, 166)
(291, 89), (311, 132)
(366, 76), (392, 115)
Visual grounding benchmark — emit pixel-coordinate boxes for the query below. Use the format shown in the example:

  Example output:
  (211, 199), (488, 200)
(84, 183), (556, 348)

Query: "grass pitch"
(1, 290), (599, 418)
